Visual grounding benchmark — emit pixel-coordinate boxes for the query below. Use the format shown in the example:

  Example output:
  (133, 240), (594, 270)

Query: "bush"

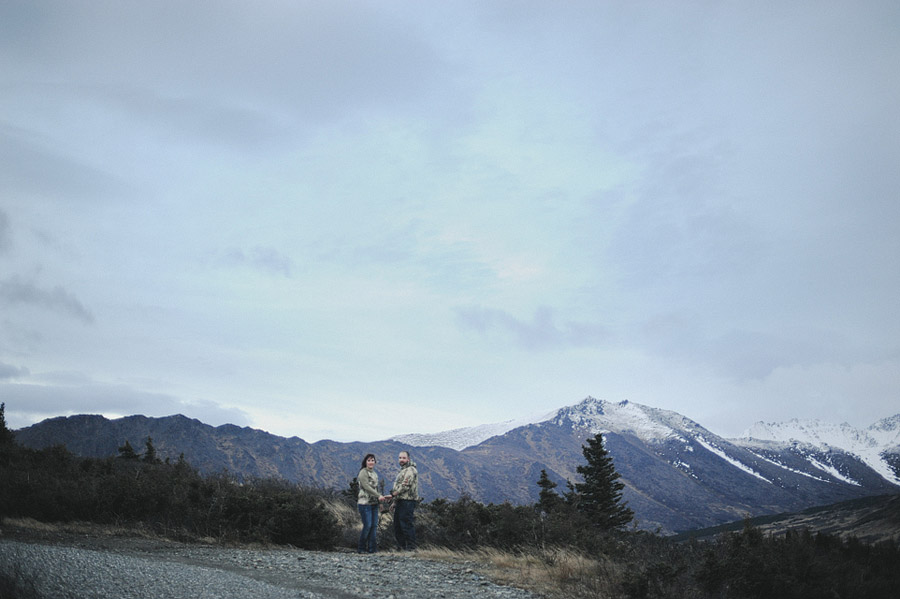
(413, 495), (900, 599)
(696, 524), (900, 599)
(0, 442), (342, 549)
(418, 496), (541, 550)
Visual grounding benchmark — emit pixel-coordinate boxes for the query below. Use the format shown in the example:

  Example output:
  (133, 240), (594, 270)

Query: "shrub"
(0, 442), (342, 549)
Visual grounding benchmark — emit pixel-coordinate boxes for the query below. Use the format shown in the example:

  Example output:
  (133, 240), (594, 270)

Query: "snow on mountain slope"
(543, 397), (737, 453)
(391, 395), (900, 489)
(867, 414), (900, 446)
(738, 416), (900, 486)
(390, 408), (558, 451)
(394, 396), (717, 456)
(550, 398), (786, 483)
(742, 419), (872, 449)
(393, 397), (703, 450)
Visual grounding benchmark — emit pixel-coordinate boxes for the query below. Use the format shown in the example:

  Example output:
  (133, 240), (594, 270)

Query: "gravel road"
(0, 533), (543, 599)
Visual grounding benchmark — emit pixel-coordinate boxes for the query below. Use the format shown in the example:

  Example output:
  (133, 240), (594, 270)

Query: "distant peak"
(869, 414), (900, 432)
(569, 396), (607, 412)
(548, 397), (700, 443)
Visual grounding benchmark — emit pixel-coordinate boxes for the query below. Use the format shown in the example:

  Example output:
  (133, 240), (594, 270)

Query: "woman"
(356, 453), (382, 553)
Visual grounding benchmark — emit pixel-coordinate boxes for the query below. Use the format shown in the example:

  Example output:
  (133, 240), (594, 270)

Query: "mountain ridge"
(13, 397), (900, 534)
(395, 397), (900, 487)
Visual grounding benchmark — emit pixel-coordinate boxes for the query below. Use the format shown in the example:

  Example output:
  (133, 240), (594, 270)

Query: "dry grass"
(2, 517), (219, 546)
(414, 545), (623, 598)
(1, 517), (148, 538)
(322, 498), (359, 529)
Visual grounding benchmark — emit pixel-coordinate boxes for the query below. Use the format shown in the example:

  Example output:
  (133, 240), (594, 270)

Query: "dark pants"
(357, 503), (379, 553)
(393, 499), (416, 550)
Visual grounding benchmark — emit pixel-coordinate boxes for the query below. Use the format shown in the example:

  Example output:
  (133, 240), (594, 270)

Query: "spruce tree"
(343, 477), (360, 504)
(0, 403), (16, 446)
(117, 440), (139, 460)
(536, 469), (562, 514)
(574, 432), (633, 530)
(143, 436), (160, 463)
(563, 479), (578, 507)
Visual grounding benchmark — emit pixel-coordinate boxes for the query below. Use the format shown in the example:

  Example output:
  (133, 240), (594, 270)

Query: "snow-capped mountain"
(457, 397), (899, 532)
(394, 397), (900, 488)
(388, 397), (900, 531)
(546, 397), (707, 443)
(391, 408), (557, 451)
(539, 397), (895, 490)
(392, 398), (706, 449)
(737, 416), (900, 486)
(868, 414), (900, 446)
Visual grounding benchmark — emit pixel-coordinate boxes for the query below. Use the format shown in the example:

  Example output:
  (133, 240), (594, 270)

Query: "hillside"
(13, 397), (900, 534)
(673, 493), (900, 544)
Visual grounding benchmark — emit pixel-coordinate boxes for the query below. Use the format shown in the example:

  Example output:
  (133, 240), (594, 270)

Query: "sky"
(1, 1), (899, 443)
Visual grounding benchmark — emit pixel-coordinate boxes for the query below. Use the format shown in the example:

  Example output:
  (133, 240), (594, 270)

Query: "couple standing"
(357, 450), (418, 554)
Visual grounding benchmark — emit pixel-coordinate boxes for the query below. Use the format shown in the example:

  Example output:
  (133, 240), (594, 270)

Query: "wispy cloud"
(456, 305), (610, 351)
(212, 246), (294, 278)
(1, 378), (251, 431)
(0, 123), (126, 200)
(0, 361), (29, 379)
(0, 209), (10, 253)
(0, 276), (95, 324)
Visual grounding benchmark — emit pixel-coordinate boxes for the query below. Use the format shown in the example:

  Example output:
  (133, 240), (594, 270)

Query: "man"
(386, 450), (418, 550)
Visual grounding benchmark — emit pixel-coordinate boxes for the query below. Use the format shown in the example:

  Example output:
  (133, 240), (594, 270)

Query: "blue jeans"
(357, 504), (379, 553)
(393, 499), (416, 550)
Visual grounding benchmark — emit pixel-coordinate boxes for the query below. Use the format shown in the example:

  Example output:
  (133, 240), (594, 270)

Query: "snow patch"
(560, 398), (686, 443)
(805, 456), (861, 486)
(739, 417), (900, 486)
(696, 436), (772, 484)
(745, 450), (830, 483)
(391, 408), (557, 451)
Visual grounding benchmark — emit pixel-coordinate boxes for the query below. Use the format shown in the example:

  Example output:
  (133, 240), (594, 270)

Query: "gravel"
(0, 534), (543, 599)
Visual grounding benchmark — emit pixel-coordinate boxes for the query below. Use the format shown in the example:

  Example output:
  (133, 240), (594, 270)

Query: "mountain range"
(13, 397), (900, 534)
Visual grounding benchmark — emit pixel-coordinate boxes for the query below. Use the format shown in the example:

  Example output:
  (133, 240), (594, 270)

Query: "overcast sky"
(2, 1), (898, 443)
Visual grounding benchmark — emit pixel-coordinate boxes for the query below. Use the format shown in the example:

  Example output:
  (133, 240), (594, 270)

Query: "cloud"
(213, 246), (294, 278)
(729, 358), (900, 433)
(629, 309), (892, 383)
(0, 276), (95, 324)
(0, 124), (127, 200)
(0, 209), (10, 253)
(98, 86), (292, 148)
(0, 379), (252, 431)
(1, 1), (897, 444)
(456, 305), (610, 351)
(703, 328), (850, 381)
(0, 361), (29, 379)
(0, 1), (444, 123)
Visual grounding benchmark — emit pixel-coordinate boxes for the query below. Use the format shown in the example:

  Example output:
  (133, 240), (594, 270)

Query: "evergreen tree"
(117, 440), (139, 460)
(174, 452), (191, 475)
(563, 479), (578, 506)
(536, 469), (562, 514)
(343, 477), (360, 504)
(143, 436), (160, 463)
(574, 432), (633, 530)
(0, 403), (16, 446)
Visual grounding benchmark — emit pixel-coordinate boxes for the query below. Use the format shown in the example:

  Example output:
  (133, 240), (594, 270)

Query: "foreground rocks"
(0, 527), (542, 599)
